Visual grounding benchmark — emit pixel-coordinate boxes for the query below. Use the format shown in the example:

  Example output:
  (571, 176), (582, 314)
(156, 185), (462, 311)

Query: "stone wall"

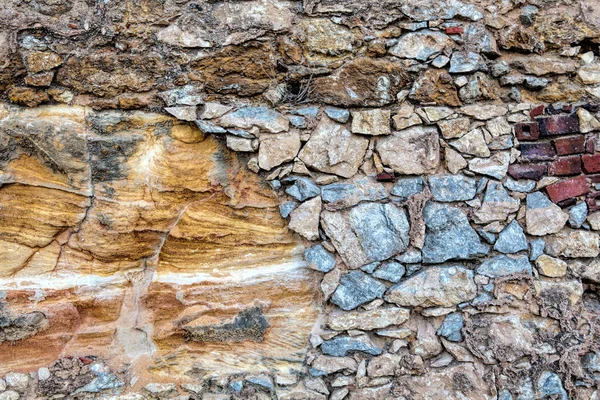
(1, 0), (600, 399)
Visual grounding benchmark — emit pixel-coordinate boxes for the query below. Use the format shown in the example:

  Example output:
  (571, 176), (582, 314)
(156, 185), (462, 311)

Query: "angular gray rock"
(449, 51), (487, 73)
(494, 220), (528, 254)
(428, 175), (477, 202)
(389, 31), (454, 61)
(321, 336), (382, 357)
(324, 107), (350, 123)
(219, 106), (289, 133)
(477, 255), (532, 277)
(437, 313), (464, 342)
(568, 202), (588, 229)
(331, 271), (386, 310)
(322, 203), (410, 269)
(422, 202), (489, 263)
(285, 177), (320, 201)
(390, 177), (425, 200)
(385, 265), (477, 307)
(372, 261), (406, 283)
(321, 177), (388, 211)
(473, 181), (520, 223)
(304, 244), (336, 273)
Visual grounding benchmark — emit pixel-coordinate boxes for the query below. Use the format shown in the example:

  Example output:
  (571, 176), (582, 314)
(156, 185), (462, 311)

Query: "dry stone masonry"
(1, 0), (600, 399)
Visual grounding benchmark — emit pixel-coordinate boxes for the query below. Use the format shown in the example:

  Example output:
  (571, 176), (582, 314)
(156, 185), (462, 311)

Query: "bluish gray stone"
(504, 177), (535, 193)
(526, 192), (554, 209)
(477, 255), (532, 277)
(285, 177), (320, 201)
(498, 389), (513, 400)
(431, 55), (450, 68)
(494, 220), (528, 254)
(219, 106), (288, 133)
(230, 381), (243, 393)
(321, 336), (382, 357)
(289, 115), (307, 128)
(436, 313), (464, 342)
(396, 248), (422, 263)
(471, 292), (493, 306)
(482, 283), (494, 292)
(582, 352), (600, 373)
(529, 238), (545, 261)
(321, 177), (387, 210)
(227, 128), (255, 139)
(361, 262), (380, 274)
(476, 177), (489, 194)
(279, 201), (297, 218)
(293, 106), (319, 118)
(246, 376), (274, 391)
(569, 202), (588, 229)
(325, 107), (350, 123)
(405, 264), (421, 276)
(390, 177), (425, 200)
(269, 180), (281, 190)
(524, 76), (548, 90)
(304, 245), (336, 272)
(449, 51), (487, 73)
(477, 229), (496, 244)
(422, 202), (489, 263)
(372, 261), (406, 283)
(491, 61), (510, 77)
(428, 174), (477, 202)
(76, 364), (124, 394)
(536, 371), (567, 400)
(331, 271), (386, 310)
(195, 120), (227, 134)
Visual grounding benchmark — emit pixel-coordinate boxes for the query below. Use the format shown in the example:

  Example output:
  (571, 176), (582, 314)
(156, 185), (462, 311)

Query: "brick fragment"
(588, 194), (600, 212)
(548, 155), (582, 176)
(582, 154), (600, 173)
(376, 172), (395, 182)
(520, 142), (555, 161)
(545, 104), (572, 115)
(546, 175), (589, 203)
(537, 115), (580, 136)
(557, 198), (577, 208)
(553, 136), (585, 155)
(445, 26), (464, 35)
(530, 105), (544, 118)
(586, 135), (598, 154)
(507, 163), (547, 180)
(515, 122), (540, 141)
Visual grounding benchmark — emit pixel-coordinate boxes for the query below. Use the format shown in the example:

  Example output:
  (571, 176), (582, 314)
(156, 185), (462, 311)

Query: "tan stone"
(588, 212), (600, 230)
(445, 147), (467, 174)
(376, 126), (440, 175)
(437, 118), (470, 139)
(25, 51), (63, 74)
(351, 109), (391, 135)
(545, 229), (600, 258)
(258, 131), (301, 170)
(327, 307), (410, 331)
(536, 255), (567, 277)
(410, 69), (461, 107)
(288, 196), (322, 240)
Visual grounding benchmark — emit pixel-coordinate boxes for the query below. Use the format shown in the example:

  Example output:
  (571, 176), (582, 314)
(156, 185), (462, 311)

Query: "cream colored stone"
(536, 255), (567, 277)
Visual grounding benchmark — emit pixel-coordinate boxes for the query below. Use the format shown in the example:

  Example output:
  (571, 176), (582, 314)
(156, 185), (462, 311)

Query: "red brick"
(587, 197), (600, 212)
(546, 176), (590, 203)
(515, 122), (540, 141)
(445, 26), (464, 35)
(586, 135), (598, 153)
(376, 172), (395, 182)
(582, 154), (600, 173)
(548, 155), (582, 176)
(537, 115), (580, 136)
(507, 163), (547, 180)
(530, 105), (544, 118)
(520, 142), (555, 161)
(588, 174), (600, 184)
(553, 136), (585, 155)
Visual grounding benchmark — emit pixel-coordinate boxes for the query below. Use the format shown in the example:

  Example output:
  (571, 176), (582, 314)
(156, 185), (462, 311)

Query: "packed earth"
(1, 0), (600, 399)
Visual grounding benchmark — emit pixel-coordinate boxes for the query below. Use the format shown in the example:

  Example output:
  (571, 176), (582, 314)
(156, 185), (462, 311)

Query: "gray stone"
(285, 177), (320, 201)
(390, 176), (425, 200)
(536, 371), (567, 400)
(400, 0), (483, 21)
(4, 373), (28, 393)
(449, 51), (487, 73)
(200, 102), (233, 119)
(526, 192), (569, 236)
(431, 55), (450, 68)
(569, 202), (588, 229)
(321, 202), (410, 269)
(325, 107), (350, 123)
(246, 375), (274, 391)
(583, 351), (600, 373)
(477, 229), (496, 244)
(530, 238), (545, 261)
(227, 128), (255, 139)
(422, 202), (489, 263)
(376, 126), (440, 175)
(504, 177), (536, 193)
(361, 261), (380, 274)
(385, 265), (477, 307)
(321, 336), (382, 357)
(159, 85), (203, 106)
(494, 220), (528, 254)
(288, 115), (306, 129)
(321, 177), (388, 211)
(372, 261), (406, 283)
(226, 135), (257, 152)
(471, 292), (493, 306)
(304, 244), (336, 273)
(437, 313), (464, 342)
(331, 271), (386, 310)
(428, 175), (477, 202)
(396, 248), (422, 263)
(477, 255), (532, 277)
(279, 201), (297, 218)
(195, 120), (228, 134)
(468, 151), (511, 180)
(0, 391), (19, 400)
(293, 106), (320, 118)
(298, 117), (369, 178)
(230, 381), (243, 393)
(389, 30), (454, 61)
(219, 106), (289, 133)
(473, 181), (520, 224)
(491, 61), (510, 77)
(524, 76), (549, 90)
(165, 106), (197, 121)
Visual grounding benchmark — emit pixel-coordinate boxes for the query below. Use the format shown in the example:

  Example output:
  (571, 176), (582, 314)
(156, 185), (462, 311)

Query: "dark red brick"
(545, 104), (572, 115)
(530, 105), (544, 118)
(557, 198), (577, 208)
(376, 172), (395, 182)
(582, 154), (600, 173)
(537, 115), (580, 136)
(586, 135), (598, 153)
(588, 174), (600, 184)
(546, 176), (589, 203)
(507, 163), (547, 180)
(587, 197), (600, 212)
(445, 26), (464, 35)
(515, 122), (540, 141)
(553, 136), (585, 155)
(548, 155), (582, 176)
(520, 142), (555, 161)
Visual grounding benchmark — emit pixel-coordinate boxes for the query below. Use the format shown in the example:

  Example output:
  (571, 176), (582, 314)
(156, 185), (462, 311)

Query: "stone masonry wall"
(1, 0), (600, 399)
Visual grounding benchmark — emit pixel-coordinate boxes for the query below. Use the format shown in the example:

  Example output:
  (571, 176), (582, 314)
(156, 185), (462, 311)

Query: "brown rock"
(25, 51), (63, 74)
(410, 69), (461, 107)
(7, 87), (49, 107)
(497, 24), (544, 53)
(24, 72), (54, 87)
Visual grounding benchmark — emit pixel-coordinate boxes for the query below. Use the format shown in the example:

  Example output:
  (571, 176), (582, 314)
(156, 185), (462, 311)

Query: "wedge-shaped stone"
(376, 126), (440, 175)
(327, 307), (410, 331)
(385, 265), (477, 308)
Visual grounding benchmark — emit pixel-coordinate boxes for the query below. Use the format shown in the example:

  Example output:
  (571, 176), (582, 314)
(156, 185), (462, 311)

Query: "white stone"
(288, 196), (322, 240)
(258, 131), (300, 170)
(376, 126), (440, 174)
(351, 109), (391, 135)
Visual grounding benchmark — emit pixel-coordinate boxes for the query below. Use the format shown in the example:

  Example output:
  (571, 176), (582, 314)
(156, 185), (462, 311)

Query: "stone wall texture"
(1, 0), (600, 399)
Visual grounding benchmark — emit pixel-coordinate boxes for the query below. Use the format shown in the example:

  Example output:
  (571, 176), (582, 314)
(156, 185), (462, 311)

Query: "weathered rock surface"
(376, 126), (440, 174)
